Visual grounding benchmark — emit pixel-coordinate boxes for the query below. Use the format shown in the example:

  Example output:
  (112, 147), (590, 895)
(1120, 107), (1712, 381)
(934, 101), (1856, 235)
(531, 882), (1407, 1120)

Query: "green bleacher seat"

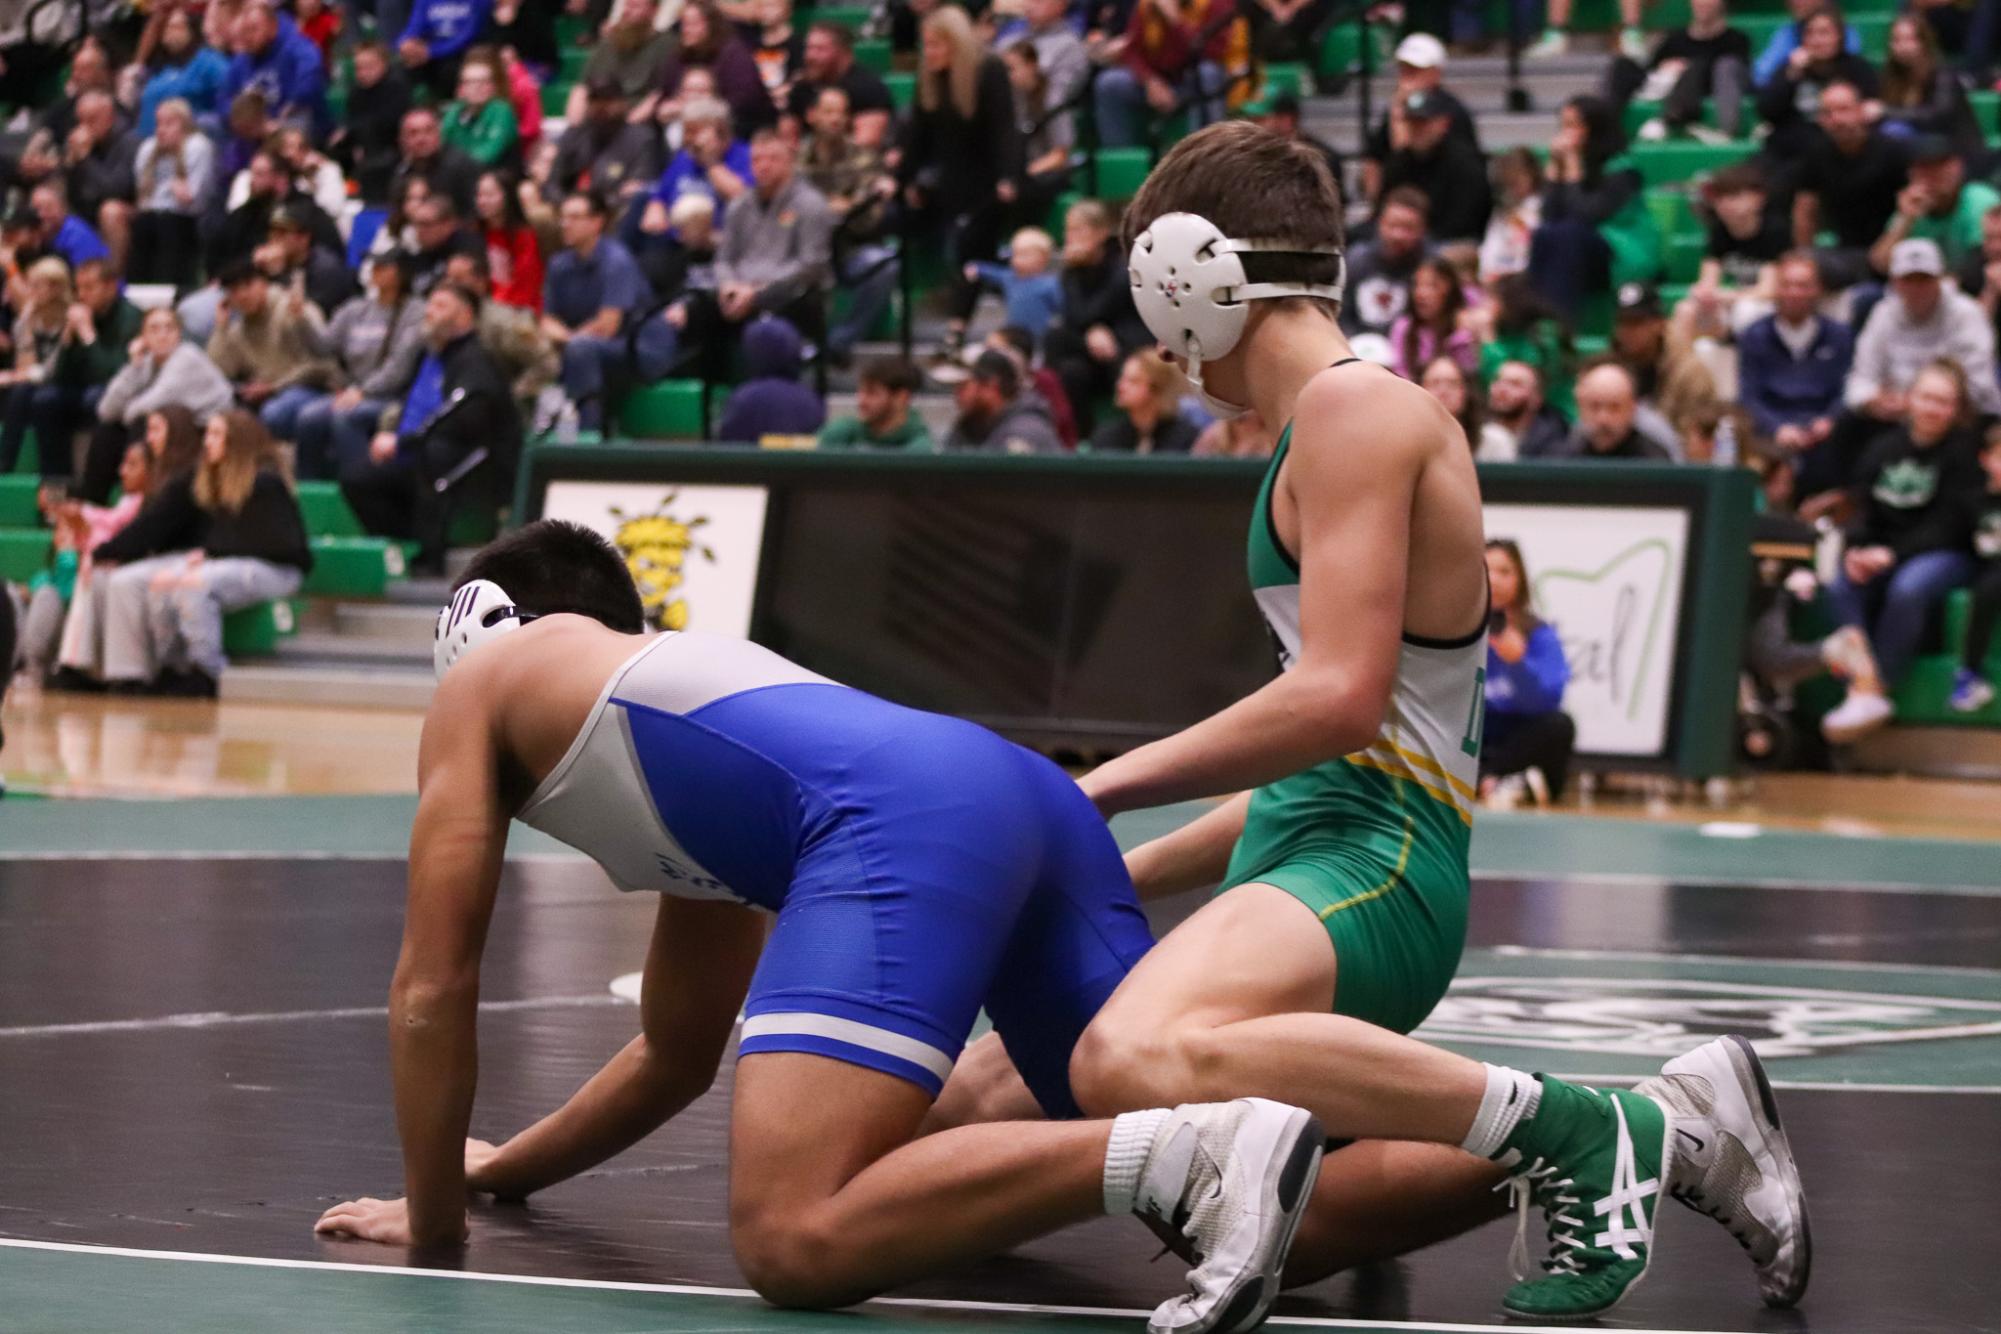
(0, 474), (36, 526)
(811, 4), (875, 30)
(1092, 147), (1152, 200)
(853, 37), (891, 73)
(0, 527), (52, 582)
(1263, 62), (1309, 100)
(555, 13), (591, 45)
(302, 537), (402, 599)
(1664, 232), (1706, 282)
(1971, 90), (1999, 140)
(7, 428), (37, 474)
(559, 45), (591, 84)
(1643, 186), (1698, 241)
(542, 79), (573, 118)
(448, 506), (499, 548)
(620, 379), (707, 438)
(1628, 140), (1756, 186)
(222, 598), (302, 657)
(295, 482), (365, 539)
(1316, 21), (1390, 80)
(884, 70), (914, 110)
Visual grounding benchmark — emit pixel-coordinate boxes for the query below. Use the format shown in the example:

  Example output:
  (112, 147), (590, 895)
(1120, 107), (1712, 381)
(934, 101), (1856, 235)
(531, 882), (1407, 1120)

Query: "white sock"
(1102, 1108), (1173, 1215)
(1459, 1065), (1542, 1160)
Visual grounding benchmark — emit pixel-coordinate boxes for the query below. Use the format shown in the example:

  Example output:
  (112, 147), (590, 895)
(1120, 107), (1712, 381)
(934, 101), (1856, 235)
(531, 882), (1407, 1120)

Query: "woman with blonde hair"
(88, 410), (312, 696)
(1091, 350), (1198, 453)
(131, 97), (215, 287)
(900, 4), (1023, 358)
(0, 257), (75, 474)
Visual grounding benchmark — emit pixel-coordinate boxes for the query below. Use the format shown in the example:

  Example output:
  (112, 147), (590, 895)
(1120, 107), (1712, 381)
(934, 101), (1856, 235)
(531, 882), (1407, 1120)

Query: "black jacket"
(407, 330), (524, 479)
(209, 189), (342, 274)
(900, 57), (1025, 210)
(335, 69), (415, 205)
(95, 469), (313, 572)
(1850, 429), (1978, 561)
(1056, 243), (1148, 348)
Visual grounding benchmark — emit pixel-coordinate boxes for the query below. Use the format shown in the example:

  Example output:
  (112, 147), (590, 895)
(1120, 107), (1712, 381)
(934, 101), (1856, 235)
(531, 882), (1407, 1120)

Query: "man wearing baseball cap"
(1870, 136), (2001, 277)
(1362, 32), (1477, 205)
(1378, 88), (1492, 242)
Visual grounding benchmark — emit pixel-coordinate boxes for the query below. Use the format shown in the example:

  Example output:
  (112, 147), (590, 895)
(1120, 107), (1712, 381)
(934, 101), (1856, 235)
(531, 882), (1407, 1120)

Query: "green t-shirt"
(1908, 181), (2001, 270)
(441, 99), (519, 167)
(817, 414), (934, 451)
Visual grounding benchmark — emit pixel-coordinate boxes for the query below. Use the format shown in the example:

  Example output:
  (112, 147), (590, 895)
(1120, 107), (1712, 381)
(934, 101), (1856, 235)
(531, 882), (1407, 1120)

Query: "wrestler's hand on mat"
(314, 1196), (467, 1247)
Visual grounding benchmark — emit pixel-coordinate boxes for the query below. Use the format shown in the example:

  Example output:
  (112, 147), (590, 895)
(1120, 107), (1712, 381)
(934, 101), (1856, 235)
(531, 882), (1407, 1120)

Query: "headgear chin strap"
(434, 579), (538, 681)
(1129, 212), (1347, 418)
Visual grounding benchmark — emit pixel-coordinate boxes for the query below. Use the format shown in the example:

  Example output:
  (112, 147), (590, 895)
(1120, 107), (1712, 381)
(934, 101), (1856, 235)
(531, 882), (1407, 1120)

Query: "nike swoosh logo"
(1676, 1129), (1707, 1152)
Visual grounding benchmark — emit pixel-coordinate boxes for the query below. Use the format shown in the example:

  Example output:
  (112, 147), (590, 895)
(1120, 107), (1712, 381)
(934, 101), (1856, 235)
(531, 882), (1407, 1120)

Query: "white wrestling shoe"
(1634, 1036), (1811, 1308)
(1129, 1098), (1325, 1334)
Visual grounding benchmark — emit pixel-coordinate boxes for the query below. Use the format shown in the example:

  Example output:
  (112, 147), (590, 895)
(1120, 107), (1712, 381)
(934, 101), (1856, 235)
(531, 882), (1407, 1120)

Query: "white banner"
(1484, 503), (1689, 757)
(541, 481), (770, 638)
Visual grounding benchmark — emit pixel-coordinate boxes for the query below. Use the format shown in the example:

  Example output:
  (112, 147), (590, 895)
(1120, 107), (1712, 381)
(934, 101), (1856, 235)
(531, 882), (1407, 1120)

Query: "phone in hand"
(1489, 610), (1507, 635)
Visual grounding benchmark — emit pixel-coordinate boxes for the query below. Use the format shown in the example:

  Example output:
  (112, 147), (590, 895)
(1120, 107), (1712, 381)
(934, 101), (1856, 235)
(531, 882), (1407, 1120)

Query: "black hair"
(858, 354), (921, 395)
(455, 520), (646, 632)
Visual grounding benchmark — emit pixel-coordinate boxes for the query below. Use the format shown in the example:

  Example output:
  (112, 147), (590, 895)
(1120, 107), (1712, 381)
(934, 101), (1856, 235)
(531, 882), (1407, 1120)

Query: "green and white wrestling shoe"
(1636, 1036), (1812, 1308)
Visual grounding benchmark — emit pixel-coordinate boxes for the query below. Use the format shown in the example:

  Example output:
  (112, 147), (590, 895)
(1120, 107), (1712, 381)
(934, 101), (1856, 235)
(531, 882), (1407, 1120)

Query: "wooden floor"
(6, 688), (2001, 842)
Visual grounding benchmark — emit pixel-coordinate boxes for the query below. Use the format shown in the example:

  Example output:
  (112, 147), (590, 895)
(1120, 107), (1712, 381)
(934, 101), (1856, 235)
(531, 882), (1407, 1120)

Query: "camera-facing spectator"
(998, 0), (1088, 150)
(944, 349), (1063, 454)
(442, 48), (522, 169)
(1682, 163), (1788, 334)
(1750, 0), (1863, 85)
(785, 22), (894, 149)
(1949, 428), (2001, 714)
(1378, 91), (1491, 245)
(138, 7), (232, 137)
(261, 205), (355, 320)
(1738, 252), (1854, 454)
(570, 0), (676, 124)
(659, 0), (776, 135)
(642, 97), (751, 235)
(1479, 149), (1544, 284)
(819, 356), (934, 450)
(1790, 80), (1906, 288)
(1000, 42), (1075, 227)
(748, 0), (808, 108)
(548, 79), (665, 206)
(1091, 350), (1196, 454)
(64, 91), (138, 272)
(1562, 360), (1675, 461)
(27, 182), (110, 274)
(130, 100), (216, 289)
(221, 1), (330, 132)
(1610, 282), (1715, 452)
(1606, 0), (1749, 142)
(541, 191), (658, 431)
(390, 105), (482, 217)
(474, 170), (546, 313)
(1757, 5), (1878, 162)
(1389, 256), (1475, 380)
(1871, 136), (1999, 278)
(1480, 539), (1576, 807)
(0, 259), (78, 477)
(965, 228), (1064, 347)
(1529, 94), (1648, 319)
(1421, 354), (1514, 461)
(1820, 359), (1982, 742)
(207, 260), (337, 443)
(86, 308), (234, 504)
(39, 260), (145, 481)
(443, 252), (561, 410)
(1362, 34), (1477, 204)
(1878, 14), (1984, 159)
(397, 0), (492, 100)
(1342, 187), (1432, 338)
(331, 40), (416, 204)
(401, 195), (485, 296)
(292, 253), (427, 481)
(1484, 358), (1569, 459)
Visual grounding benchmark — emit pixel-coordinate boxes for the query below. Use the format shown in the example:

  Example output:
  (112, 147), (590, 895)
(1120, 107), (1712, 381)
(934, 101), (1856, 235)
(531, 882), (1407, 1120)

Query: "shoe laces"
(1499, 1157), (1588, 1279)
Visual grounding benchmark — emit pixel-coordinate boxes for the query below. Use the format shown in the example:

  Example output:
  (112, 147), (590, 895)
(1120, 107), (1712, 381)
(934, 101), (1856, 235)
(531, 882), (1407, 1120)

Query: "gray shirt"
(325, 294), (427, 400)
(97, 341), (235, 425)
(134, 132), (215, 214)
(716, 175), (832, 310)
(1847, 287), (2001, 415)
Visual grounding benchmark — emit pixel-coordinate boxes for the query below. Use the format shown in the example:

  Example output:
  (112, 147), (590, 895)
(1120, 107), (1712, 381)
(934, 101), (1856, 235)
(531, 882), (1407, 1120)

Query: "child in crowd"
(18, 445), (155, 680)
(1678, 163), (1787, 339)
(964, 228), (1064, 344)
(1953, 426), (2001, 712)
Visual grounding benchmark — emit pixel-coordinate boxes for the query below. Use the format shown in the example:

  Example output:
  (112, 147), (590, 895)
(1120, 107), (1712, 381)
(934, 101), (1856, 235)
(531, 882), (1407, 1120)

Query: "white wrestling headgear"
(1128, 212), (1347, 420)
(433, 579), (536, 680)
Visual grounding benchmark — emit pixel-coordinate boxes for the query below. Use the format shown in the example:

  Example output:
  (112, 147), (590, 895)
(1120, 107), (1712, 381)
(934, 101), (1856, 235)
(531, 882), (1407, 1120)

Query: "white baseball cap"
(1395, 33), (1447, 69)
(1889, 238), (1944, 279)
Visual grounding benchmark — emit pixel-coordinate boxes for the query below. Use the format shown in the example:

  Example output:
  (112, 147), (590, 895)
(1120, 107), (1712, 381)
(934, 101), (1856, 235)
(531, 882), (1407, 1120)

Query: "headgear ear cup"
(433, 579), (527, 681)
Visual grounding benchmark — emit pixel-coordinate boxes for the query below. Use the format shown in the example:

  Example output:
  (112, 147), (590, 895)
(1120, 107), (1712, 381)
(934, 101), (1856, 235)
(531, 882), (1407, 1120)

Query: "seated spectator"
(1680, 162), (1788, 336)
(966, 229), (1064, 346)
(1950, 426), (2001, 713)
(818, 355), (933, 450)
(230, 126), (349, 230)
(1000, 43), (1075, 227)
(1871, 137), (1999, 276)
(1362, 34), (1477, 204)
(443, 48), (522, 169)
(1678, 401), (1758, 464)
(660, 0), (776, 135)
(1750, 0), (1862, 86)
(444, 252), (562, 412)
(1529, 95), (1650, 318)
(39, 260), (144, 483)
(1093, 0), (1246, 149)
(1738, 251), (1854, 456)
(673, 131), (831, 370)
(1476, 274), (1578, 418)
(89, 410), (310, 696)
(295, 254), (427, 480)
(986, 325), (1080, 448)
(474, 170), (545, 313)
(1609, 283), (1716, 452)
(259, 206), (355, 321)
(137, 8), (231, 137)
(1834, 240), (2001, 492)
(1045, 199), (1149, 432)
(1420, 354), (1512, 460)
(1479, 539), (1577, 807)
(221, 1), (329, 132)
(549, 79), (666, 209)
(500, 46), (546, 152)
(404, 195), (487, 295)
(1484, 358), (1570, 458)
(398, 0), (493, 100)
(86, 308), (235, 503)
(1379, 91), (1491, 245)
(1757, 6), (1878, 162)
(20, 439), (158, 683)
(1790, 80), (1906, 288)
(1342, 187), (1432, 339)
(716, 314), (825, 441)
(29, 182), (110, 272)
(641, 97), (751, 236)
(748, 0), (807, 105)
(997, 0), (1086, 154)
(1092, 350), (1196, 454)
(1562, 361), (1675, 460)
(1821, 359), (1981, 741)
(1192, 409), (1277, 457)
(39, 36), (117, 144)
(63, 91), (138, 272)
(130, 99), (216, 289)
(900, 6), (1023, 358)
(218, 88), (274, 186)
(1959, 204), (2001, 348)
(329, 40), (415, 205)
(786, 22), (894, 149)
(345, 282), (521, 568)
(1390, 257), (1475, 380)
(1479, 149), (1544, 284)
(210, 149), (340, 280)
(1606, 0), (1749, 142)
(0, 259), (78, 476)
(798, 86), (898, 363)
(943, 349), (1063, 453)
(206, 260), (337, 444)
(542, 191), (659, 430)
(391, 106), (482, 217)
(572, 0), (675, 126)
(1878, 14), (1983, 159)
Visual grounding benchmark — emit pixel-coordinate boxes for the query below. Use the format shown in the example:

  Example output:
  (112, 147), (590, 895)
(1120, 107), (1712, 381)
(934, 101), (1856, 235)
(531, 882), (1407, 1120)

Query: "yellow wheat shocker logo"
(612, 494), (718, 632)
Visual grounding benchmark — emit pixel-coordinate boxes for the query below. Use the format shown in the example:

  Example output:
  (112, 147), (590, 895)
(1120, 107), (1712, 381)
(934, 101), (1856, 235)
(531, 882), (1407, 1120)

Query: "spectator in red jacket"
(1093, 0), (1249, 148)
(475, 169), (545, 311)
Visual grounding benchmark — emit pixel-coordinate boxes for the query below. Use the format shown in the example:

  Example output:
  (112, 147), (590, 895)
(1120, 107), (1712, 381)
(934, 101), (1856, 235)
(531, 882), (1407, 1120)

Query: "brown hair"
(1124, 348), (1185, 411)
(1122, 120), (1345, 318)
(1402, 257), (1465, 374)
(1485, 538), (1540, 630)
(195, 410), (284, 514)
(149, 404), (205, 480)
(1881, 14), (1938, 108)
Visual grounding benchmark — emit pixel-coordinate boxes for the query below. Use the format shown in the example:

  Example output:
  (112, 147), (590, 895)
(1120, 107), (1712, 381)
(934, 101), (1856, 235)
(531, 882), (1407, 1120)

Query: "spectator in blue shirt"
(1480, 539), (1577, 806)
(399, 0), (495, 100)
(642, 100), (752, 232)
(30, 182), (111, 270)
(715, 315), (826, 441)
(965, 227), (1065, 347)
(1752, 0), (1863, 86)
(221, 3), (330, 134)
(138, 8), (232, 137)
(541, 191), (670, 430)
(1737, 251), (1854, 452)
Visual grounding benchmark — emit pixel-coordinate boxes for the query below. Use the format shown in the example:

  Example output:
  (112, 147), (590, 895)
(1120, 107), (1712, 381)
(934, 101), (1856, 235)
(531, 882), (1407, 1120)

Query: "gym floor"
(3, 797), (1998, 1334)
